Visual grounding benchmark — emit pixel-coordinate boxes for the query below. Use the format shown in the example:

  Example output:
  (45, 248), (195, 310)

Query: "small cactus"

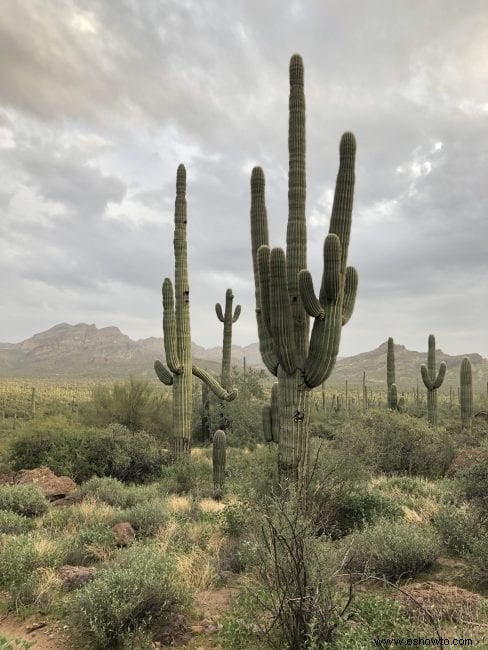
(212, 429), (226, 499)
(387, 337), (396, 409)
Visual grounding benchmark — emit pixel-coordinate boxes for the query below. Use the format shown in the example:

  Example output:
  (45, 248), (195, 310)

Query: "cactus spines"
(460, 357), (473, 433)
(155, 165), (237, 459)
(212, 429), (226, 499)
(420, 334), (447, 426)
(250, 54), (357, 489)
(387, 337), (396, 409)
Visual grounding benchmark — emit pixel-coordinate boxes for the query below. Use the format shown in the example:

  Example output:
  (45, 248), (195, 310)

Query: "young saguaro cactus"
(154, 165), (237, 459)
(460, 357), (472, 433)
(250, 54), (358, 488)
(212, 429), (226, 499)
(420, 334), (447, 426)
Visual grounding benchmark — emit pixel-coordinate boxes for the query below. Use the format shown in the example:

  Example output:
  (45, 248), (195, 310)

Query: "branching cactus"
(212, 429), (226, 499)
(155, 165), (237, 459)
(420, 334), (447, 426)
(250, 54), (358, 488)
(215, 289), (241, 429)
(387, 338), (396, 409)
(460, 357), (472, 433)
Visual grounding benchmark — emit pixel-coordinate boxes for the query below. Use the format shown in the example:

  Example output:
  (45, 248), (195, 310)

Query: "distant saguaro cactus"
(387, 337), (396, 409)
(215, 288), (241, 430)
(250, 54), (358, 489)
(154, 166), (237, 459)
(460, 357), (472, 433)
(420, 334), (446, 426)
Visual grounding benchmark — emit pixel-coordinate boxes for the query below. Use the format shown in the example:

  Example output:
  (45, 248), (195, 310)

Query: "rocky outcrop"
(15, 467), (77, 500)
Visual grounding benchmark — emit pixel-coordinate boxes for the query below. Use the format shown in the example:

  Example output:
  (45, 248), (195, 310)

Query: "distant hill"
(0, 323), (486, 388)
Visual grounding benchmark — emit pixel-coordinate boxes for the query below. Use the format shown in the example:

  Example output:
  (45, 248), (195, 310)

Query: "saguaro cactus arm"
(192, 365), (237, 401)
(269, 247), (298, 375)
(162, 278), (182, 374)
(154, 360), (174, 385)
(342, 267), (358, 325)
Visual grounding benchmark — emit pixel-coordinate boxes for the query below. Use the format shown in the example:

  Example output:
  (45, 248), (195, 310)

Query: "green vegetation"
(420, 334), (446, 426)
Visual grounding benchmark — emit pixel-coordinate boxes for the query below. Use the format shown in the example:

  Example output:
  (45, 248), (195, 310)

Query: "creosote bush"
(8, 424), (166, 484)
(345, 519), (441, 580)
(0, 511), (36, 535)
(68, 544), (190, 648)
(0, 485), (49, 517)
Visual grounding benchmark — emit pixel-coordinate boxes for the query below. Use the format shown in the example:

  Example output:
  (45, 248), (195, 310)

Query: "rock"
(112, 521), (135, 546)
(25, 621), (47, 633)
(15, 467), (77, 500)
(153, 614), (191, 646)
(58, 565), (96, 589)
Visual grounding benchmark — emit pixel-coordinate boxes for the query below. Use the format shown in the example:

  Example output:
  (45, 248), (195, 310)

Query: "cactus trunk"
(387, 337), (395, 409)
(215, 289), (240, 430)
(212, 429), (226, 499)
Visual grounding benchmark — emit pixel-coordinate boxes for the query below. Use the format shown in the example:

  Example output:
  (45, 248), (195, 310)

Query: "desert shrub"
(0, 511), (36, 535)
(345, 519), (441, 580)
(80, 377), (172, 439)
(466, 533), (488, 586)
(78, 476), (149, 509)
(385, 475), (431, 498)
(432, 504), (483, 555)
(330, 490), (403, 538)
(458, 457), (488, 514)
(220, 500), (252, 538)
(0, 534), (40, 609)
(0, 636), (36, 650)
(68, 544), (189, 647)
(0, 485), (49, 517)
(225, 445), (278, 501)
(160, 455), (212, 496)
(114, 501), (167, 537)
(334, 411), (454, 478)
(9, 425), (165, 484)
(64, 524), (117, 566)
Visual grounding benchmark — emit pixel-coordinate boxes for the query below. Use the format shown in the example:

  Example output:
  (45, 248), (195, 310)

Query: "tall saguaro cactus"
(215, 289), (241, 429)
(420, 334), (446, 426)
(250, 54), (358, 488)
(460, 357), (472, 433)
(155, 165), (237, 459)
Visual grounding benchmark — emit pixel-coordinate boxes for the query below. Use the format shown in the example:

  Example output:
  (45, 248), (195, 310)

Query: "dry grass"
(154, 518), (180, 553)
(76, 496), (117, 526)
(165, 494), (192, 513)
(198, 498), (225, 513)
(176, 546), (220, 590)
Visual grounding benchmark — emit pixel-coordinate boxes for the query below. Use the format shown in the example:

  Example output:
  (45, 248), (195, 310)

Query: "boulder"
(446, 448), (488, 478)
(112, 521), (135, 546)
(15, 467), (77, 500)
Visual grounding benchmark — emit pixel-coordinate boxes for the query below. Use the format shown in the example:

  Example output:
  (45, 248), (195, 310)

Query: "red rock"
(112, 521), (135, 546)
(15, 467), (77, 500)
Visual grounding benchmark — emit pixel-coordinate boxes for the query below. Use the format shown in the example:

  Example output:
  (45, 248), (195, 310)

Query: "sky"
(1, 0), (487, 358)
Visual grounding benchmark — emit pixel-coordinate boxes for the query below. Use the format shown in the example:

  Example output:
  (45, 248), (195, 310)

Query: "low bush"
(63, 524), (117, 566)
(114, 500), (167, 537)
(0, 485), (49, 517)
(8, 424), (165, 484)
(77, 476), (157, 509)
(330, 490), (403, 538)
(345, 519), (441, 580)
(160, 455), (212, 496)
(68, 544), (189, 647)
(0, 511), (36, 535)
(432, 504), (483, 555)
(458, 457), (488, 515)
(466, 533), (488, 586)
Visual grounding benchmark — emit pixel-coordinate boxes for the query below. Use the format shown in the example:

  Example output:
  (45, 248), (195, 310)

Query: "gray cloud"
(1, 0), (488, 359)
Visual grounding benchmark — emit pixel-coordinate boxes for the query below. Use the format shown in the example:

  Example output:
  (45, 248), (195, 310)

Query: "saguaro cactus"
(460, 357), (472, 433)
(215, 289), (241, 429)
(262, 383), (279, 443)
(387, 338), (396, 409)
(250, 54), (358, 488)
(212, 429), (226, 498)
(420, 334), (446, 426)
(155, 165), (236, 459)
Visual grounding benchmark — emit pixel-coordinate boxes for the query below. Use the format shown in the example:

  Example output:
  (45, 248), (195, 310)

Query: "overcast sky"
(1, 0), (487, 357)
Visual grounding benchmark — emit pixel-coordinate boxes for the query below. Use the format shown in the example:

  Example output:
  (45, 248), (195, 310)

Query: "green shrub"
(68, 544), (189, 647)
(160, 455), (212, 496)
(467, 533), (488, 586)
(78, 476), (141, 509)
(345, 519), (441, 580)
(0, 511), (36, 535)
(0, 485), (49, 517)
(64, 524), (117, 566)
(458, 458), (488, 514)
(334, 411), (454, 478)
(0, 636), (36, 650)
(0, 535), (39, 609)
(432, 504), (483, 555)
(8, 425), (165, 484)
(114, 501), (167, 537)
(330, 490), (403, 538)
(220, 501), (252, 538)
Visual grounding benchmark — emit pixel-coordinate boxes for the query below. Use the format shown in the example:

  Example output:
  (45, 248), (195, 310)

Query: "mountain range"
(0, 323), (486, 388)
